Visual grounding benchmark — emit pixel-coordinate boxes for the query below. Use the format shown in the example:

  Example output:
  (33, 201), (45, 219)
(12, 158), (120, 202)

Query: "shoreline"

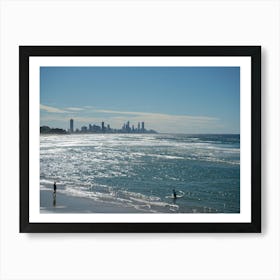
(40, 189), (144, 213)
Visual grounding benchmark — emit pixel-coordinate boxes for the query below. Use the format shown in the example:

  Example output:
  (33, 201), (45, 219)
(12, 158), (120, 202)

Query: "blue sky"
(40, 66), (240, 133)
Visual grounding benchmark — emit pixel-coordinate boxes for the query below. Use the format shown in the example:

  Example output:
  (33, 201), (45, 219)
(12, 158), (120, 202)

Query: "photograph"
(20, 46), (261, 232)
(40, 66), (240, 214)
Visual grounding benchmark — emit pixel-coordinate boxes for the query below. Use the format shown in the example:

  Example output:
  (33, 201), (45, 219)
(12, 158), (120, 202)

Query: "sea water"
(40, 134), (240, 213)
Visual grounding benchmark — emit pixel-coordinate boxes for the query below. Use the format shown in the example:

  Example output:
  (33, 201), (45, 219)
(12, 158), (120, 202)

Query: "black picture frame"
(20, 46), (261, 233)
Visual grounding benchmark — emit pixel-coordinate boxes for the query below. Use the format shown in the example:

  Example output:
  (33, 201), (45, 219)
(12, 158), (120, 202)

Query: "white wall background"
(0, 0), (279, 279)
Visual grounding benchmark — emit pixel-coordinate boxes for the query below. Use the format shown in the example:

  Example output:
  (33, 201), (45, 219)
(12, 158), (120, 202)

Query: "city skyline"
(41, 119), (157, 134)
(40, 66), (240, 134)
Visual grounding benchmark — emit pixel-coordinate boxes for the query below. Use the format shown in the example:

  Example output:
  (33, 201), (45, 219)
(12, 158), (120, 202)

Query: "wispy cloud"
(83, 106), (95, 109)
(94, 109), (218, 123)
(66, 107), (85, 111)
(40, 104), (68, 113)
(95, 109), (143, 115)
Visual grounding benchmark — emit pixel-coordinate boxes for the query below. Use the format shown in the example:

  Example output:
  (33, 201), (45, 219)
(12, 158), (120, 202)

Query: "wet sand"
(40, 189), (141, 213)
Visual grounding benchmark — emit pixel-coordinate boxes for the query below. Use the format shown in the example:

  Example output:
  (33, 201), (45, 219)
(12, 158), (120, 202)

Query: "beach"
(40, 188), (142, 213)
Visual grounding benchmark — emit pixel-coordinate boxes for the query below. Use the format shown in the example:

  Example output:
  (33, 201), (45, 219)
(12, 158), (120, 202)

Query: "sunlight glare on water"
(40, 133), (240, 213)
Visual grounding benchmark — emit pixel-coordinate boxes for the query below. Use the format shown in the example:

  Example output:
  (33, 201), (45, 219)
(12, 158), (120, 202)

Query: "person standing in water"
(173, 189), (177, 199)
(53, 181), (57, 194)
(53, 181), (57, 207)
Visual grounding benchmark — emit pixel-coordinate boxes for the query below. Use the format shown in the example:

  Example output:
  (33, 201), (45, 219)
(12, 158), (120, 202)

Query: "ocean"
(40, 133), (240, 213)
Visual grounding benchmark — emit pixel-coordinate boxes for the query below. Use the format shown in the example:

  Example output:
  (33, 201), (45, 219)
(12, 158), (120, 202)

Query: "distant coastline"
(40, 126), (158, 135)
(40, 126), (67, 134)
(40, 127), (239, 136)
(41, 118), (158, 134)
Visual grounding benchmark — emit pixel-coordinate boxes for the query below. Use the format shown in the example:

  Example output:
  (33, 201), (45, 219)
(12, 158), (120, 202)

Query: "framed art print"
(19, 46), (261, 233)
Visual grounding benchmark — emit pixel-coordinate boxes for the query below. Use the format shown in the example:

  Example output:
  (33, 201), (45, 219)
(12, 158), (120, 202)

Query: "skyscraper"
(70, 119), (74, 133)
(126, 121), (130, 132)
(141, 121), (145, 132)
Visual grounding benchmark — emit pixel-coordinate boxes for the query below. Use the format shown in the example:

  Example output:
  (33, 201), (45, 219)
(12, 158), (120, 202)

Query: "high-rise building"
(141, 121), (145, 132)
(138, 122), (140, 131)
(101, 121), (105, 131)
(70, 119), (74, 133)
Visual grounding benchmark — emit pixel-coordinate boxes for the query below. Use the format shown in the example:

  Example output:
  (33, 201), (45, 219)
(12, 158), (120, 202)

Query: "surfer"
(172, 189), (177, 199)
(53, 181), (57, 194)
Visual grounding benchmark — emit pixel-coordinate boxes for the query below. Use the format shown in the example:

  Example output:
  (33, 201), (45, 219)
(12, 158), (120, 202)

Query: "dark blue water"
(40, 134), (240, 213)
